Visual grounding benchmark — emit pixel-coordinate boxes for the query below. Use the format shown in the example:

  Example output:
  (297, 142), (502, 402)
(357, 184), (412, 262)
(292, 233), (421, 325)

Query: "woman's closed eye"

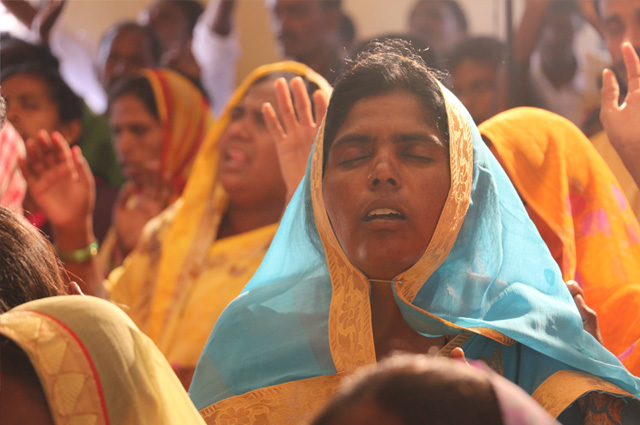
(336, 147), (372, 166)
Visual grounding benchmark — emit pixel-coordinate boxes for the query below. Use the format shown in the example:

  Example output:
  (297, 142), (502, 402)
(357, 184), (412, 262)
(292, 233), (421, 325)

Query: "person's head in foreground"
(0, 296), (206, 425)
(188, 40), (640, 424)
(311, 354), (558, 425)
(0, 206), (67, 313)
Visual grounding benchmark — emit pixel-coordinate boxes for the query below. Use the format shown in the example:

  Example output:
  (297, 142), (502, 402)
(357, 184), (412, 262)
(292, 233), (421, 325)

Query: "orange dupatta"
(479, 107), (640, 374)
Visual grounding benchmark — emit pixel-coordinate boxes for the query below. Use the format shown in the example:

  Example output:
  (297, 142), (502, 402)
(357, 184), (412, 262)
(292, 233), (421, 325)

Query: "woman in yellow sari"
(99, 68), (214, 268)
(21, 62), (331, 387)
(479, 107), (640, 376)
(0, 295), (206, 424)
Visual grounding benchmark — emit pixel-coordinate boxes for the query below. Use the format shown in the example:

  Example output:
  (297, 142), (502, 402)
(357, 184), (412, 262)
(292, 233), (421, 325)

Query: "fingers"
(450, 347), (469, 366)
(274, 77), (298, 131)
(71, 145), (95, 189)
(291, 77), (314, 127)
(262, 102), (286, 142)
(566, 280), (584, 299)
(312, 90), (329, 127)
(623, 41), (640, 93)
(601, 68), (620, 114)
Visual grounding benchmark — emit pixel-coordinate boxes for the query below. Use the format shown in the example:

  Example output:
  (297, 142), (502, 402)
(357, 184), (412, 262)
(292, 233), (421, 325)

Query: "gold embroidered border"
(199, 374), (342, 425)
(532, 370), (636, 418)
(0, 310), (107, 424)
(311, 85), (475, 374)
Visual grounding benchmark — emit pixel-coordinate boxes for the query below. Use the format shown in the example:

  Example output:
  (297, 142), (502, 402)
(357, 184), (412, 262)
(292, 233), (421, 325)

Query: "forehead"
(110, 29), (150, 54)
(239, 79), (278, 108)
(2, 73), (50, 96)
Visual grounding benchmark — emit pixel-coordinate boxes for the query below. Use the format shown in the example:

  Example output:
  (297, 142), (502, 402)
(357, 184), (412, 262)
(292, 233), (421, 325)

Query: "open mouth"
(223, 147), (249, 165)
(364, 208), (405, 221)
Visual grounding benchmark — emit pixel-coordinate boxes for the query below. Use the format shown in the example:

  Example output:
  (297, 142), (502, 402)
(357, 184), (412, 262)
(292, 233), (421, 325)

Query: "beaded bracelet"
(56, 241), (99, 263)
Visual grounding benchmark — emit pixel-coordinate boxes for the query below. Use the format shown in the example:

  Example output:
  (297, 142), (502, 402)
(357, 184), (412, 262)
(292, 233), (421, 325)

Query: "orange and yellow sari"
(480, 107), (640, 375)
(105, 62), (331, 380)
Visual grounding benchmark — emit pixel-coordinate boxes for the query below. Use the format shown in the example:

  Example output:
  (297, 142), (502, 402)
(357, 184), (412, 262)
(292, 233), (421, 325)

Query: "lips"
(222, 145), (250, 170)
(361, 200), (407, 222)
(364, 208), (405, 221)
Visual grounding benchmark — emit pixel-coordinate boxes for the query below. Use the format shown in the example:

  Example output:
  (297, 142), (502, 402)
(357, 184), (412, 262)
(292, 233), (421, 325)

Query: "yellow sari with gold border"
(0, 296), (206, 424)
(106, 62), (332, 373)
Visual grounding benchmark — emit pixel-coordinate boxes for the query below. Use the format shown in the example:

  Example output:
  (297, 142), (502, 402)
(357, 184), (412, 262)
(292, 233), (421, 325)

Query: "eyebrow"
(331, 132), (445, 149)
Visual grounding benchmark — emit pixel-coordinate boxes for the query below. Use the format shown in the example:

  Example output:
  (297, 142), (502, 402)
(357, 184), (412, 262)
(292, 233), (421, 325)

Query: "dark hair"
(98, 21), (161, 65)
(311, 355), (504, 425)
(0, 34), (60, 71)
(0, 64), (83, 125)
(410, 0), (468, 32)
(324, 39), (449, 165)
(449, 36), (504, 71)
(0, 207), (66, 313)
(352, 33), (444, 72)
(108, 75), (159, 120)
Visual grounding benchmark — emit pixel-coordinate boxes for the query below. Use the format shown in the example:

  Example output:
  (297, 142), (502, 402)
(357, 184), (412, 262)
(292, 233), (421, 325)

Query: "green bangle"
(56, 241), (99, 263)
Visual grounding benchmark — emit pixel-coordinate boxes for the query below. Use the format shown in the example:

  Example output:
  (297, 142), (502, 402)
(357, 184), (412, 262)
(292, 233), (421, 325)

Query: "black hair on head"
(323, 39), (449, 167)
(0, 34), (60, 71)
(352, 33), (445, 72)
(311, 355), (504, 425)
(0, 64), (83, 124)
(107, 74), (159, 120)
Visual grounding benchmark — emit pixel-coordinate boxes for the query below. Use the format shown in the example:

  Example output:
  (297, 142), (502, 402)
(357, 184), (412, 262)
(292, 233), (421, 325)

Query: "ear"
(60, 119), (82, 145)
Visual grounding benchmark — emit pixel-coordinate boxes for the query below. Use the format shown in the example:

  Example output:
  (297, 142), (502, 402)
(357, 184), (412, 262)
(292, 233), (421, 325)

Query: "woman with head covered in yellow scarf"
(479, 107), (640, 376)
(22, 62), (331, 387)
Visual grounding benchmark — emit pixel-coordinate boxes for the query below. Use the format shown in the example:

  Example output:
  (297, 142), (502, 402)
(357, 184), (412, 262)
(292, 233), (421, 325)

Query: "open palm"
(19, 131), (95, 230)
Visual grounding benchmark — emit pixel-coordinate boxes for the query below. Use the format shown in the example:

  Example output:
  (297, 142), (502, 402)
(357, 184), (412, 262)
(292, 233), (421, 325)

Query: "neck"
(217, 197), (283, 239)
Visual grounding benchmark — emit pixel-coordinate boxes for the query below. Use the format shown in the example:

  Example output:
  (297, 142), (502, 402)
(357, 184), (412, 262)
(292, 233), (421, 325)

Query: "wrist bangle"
(56, 241), (99, 263)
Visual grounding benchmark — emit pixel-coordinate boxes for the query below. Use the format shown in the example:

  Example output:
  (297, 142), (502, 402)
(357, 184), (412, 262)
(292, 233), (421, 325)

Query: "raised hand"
(19, 131), (95, 231)
(601, 42), (640, 188)
(262, 77), (329, 202)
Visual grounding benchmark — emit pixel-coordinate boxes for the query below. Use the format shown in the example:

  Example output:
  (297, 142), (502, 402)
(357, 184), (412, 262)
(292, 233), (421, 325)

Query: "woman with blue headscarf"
(189, 40), (640, 424)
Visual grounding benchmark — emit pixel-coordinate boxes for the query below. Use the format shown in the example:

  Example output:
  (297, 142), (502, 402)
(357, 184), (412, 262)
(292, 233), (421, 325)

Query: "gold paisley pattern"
(0, 311), (107, 425)
(532, 370), (634, 419)
(199, 375), (343, 425)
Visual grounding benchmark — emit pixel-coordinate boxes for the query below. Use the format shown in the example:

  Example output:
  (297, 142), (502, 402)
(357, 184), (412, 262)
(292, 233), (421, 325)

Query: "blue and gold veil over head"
(190, 73), (640, 424)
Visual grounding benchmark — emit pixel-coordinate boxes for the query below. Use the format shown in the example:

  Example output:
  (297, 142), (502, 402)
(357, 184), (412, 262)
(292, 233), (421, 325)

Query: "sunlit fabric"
(190, 81), (640, 424)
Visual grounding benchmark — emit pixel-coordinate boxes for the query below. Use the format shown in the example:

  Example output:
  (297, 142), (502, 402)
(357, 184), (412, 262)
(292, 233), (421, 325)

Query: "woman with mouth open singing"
(189, 41), (640, 424)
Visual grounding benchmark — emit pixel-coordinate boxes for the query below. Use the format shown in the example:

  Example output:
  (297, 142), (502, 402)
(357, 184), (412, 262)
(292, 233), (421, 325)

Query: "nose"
(115, 131), (134, 159)
(368, 152), (401, 190)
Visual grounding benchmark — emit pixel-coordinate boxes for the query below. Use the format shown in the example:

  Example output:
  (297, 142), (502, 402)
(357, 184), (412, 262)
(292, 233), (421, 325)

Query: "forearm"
(54, 220), (107, 298)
